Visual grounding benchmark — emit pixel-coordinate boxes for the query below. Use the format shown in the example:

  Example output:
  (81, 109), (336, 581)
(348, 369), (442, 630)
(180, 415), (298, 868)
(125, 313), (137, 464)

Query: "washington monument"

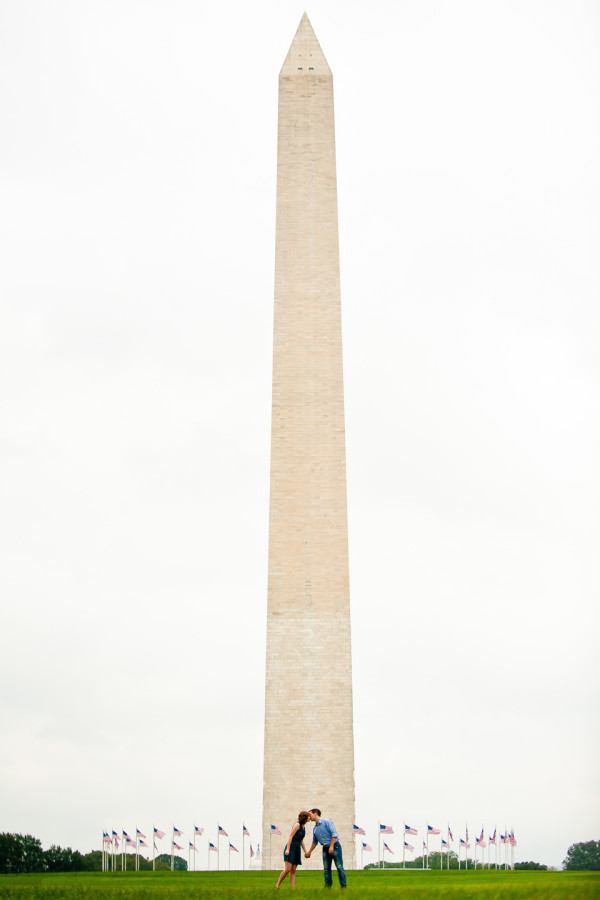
(262, 14), (355, 870)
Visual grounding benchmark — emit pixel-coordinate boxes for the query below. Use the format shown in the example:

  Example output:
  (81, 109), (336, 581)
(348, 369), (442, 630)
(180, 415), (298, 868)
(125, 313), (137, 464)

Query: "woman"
(275, 811), (309, 889)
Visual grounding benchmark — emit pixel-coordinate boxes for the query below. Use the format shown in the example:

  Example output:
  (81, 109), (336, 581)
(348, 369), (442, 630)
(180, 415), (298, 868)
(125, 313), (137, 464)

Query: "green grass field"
(0, 869), (599, 900)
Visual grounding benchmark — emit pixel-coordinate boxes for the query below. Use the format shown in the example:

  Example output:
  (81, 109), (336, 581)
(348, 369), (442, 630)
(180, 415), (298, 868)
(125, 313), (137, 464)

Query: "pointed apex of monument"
(280, 13), (331, 77)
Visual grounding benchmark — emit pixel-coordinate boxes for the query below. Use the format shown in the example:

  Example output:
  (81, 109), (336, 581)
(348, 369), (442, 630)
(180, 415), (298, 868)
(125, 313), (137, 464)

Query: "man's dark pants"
(322, 842), (347, 887)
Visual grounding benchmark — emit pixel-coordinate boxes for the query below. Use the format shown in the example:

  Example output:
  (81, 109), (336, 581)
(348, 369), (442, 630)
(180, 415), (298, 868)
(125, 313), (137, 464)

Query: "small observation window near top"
(298, 66), (303, 70)
(309, 66), (314, 70)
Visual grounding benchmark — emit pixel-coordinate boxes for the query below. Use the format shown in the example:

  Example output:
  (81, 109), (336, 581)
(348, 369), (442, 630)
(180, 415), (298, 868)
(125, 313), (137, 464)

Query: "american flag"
(174, 826), (183, 836)
(136, 829), (146, 839)
(123, 830), (130, 838)
(230, 843), (239, 853)
(139, 840), (148, 848)
(405, 825), (418, 835)
(218, 825), (228, 837)
(379, 824), (393, 834)
(404, 841), (414, 852)
(441, 839), (449, 847)
(362, 843), (372, 852)
(460, 838), (466, 845)
(103, 833), (111, 845)
(428, 825), (441, 835)
(243, 825), (250, 837)
(383, 842), (393, 854)
(510, 833), (517, 847)
(448, 826), (454, 841)
(466, 827), (469, 841)
(209, 842), (218, 852)
(489, 829), (496, 844)
(125, 837), (135, 845)
(154, 828), (165, 840)
(112, 830), (119, 837)
(353, 824), (365, 835)
(479, 828), (484, 843)
(154, 842), (159, 852)
(173, 842), (183, 851)
(500, 833), (507, 843)
(270, 824), (281, 835)
(423, 841), (427, 850)
(195, 826), (204, 836)
(189, 842), (197, 851)
(250, 845), (255, 858)
(114, 837), (120, 849)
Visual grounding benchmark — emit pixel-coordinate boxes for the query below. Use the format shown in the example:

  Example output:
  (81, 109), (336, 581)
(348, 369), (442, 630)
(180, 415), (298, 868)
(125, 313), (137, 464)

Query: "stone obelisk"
(262, 14), (355, 870)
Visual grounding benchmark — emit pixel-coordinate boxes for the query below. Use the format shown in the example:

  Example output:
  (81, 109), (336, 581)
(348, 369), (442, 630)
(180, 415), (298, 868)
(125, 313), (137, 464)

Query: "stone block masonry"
(262, 14), (356, 871)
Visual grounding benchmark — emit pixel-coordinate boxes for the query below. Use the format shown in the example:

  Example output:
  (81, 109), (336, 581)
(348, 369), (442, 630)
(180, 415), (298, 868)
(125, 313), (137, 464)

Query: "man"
(305, 808), (347, 888)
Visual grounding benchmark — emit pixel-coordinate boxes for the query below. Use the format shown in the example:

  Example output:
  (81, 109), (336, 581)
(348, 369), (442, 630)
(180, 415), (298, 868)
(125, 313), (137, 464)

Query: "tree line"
(0, 834), (187, 874)
(2, 832), (599, 874)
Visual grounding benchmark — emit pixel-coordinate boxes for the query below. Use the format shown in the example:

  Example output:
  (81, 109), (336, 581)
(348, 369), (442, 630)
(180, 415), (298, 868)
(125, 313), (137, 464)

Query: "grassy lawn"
(0, 869), (598, 899)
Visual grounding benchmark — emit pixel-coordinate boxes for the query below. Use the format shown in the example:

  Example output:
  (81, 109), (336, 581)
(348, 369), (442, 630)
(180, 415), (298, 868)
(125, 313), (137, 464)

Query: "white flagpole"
(269, 830), (272, 871)
(171, 827), (174, 872)
(152, 830), (156, 872)
(402, 825), (405, 870)
(361, 842), (363, 870)
(228, 841), (231, 871)
(378, 824), (380, 870)
(440, 836), (443, 870)
(426, 829), (429, 868)
(242, 828), (245, 872)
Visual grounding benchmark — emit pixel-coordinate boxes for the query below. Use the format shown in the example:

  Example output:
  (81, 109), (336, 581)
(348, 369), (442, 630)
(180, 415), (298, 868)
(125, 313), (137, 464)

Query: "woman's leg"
(289, 864), (298, 888)
(276, 862), (292, 887)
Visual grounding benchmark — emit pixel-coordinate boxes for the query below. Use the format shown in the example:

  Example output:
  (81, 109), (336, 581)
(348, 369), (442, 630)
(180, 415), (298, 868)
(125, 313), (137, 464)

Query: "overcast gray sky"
(1, 0), (598, 870)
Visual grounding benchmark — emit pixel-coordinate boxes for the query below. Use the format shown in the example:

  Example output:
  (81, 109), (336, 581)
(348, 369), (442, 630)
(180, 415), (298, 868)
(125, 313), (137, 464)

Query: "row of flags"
(101, 825), (257, 872)
(351, 823), (517, 869)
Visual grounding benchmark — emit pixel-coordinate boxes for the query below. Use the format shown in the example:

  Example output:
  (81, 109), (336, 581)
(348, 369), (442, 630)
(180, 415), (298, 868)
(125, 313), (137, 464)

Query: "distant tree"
(155, 853), (187, 871)
(79, 850), (102, 871)
(0, 833), (45, 874)
(515, 861), (548, 870)
(44, 845), (85, 872)
(563, 841), (600, 871)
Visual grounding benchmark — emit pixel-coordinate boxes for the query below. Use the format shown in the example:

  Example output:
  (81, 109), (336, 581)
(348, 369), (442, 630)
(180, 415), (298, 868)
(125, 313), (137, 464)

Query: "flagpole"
(242, 828), (245, 872)
(378, 823), (380, 870)
(171, 827), (174, 872)
(402, 825), (405, 870)
(153, 829), (156, 872)
(426, 828), (429, 869)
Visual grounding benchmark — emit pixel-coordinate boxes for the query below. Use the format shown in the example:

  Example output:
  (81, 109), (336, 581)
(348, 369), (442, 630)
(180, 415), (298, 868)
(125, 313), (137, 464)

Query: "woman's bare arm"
(285, 823), (299, 853)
